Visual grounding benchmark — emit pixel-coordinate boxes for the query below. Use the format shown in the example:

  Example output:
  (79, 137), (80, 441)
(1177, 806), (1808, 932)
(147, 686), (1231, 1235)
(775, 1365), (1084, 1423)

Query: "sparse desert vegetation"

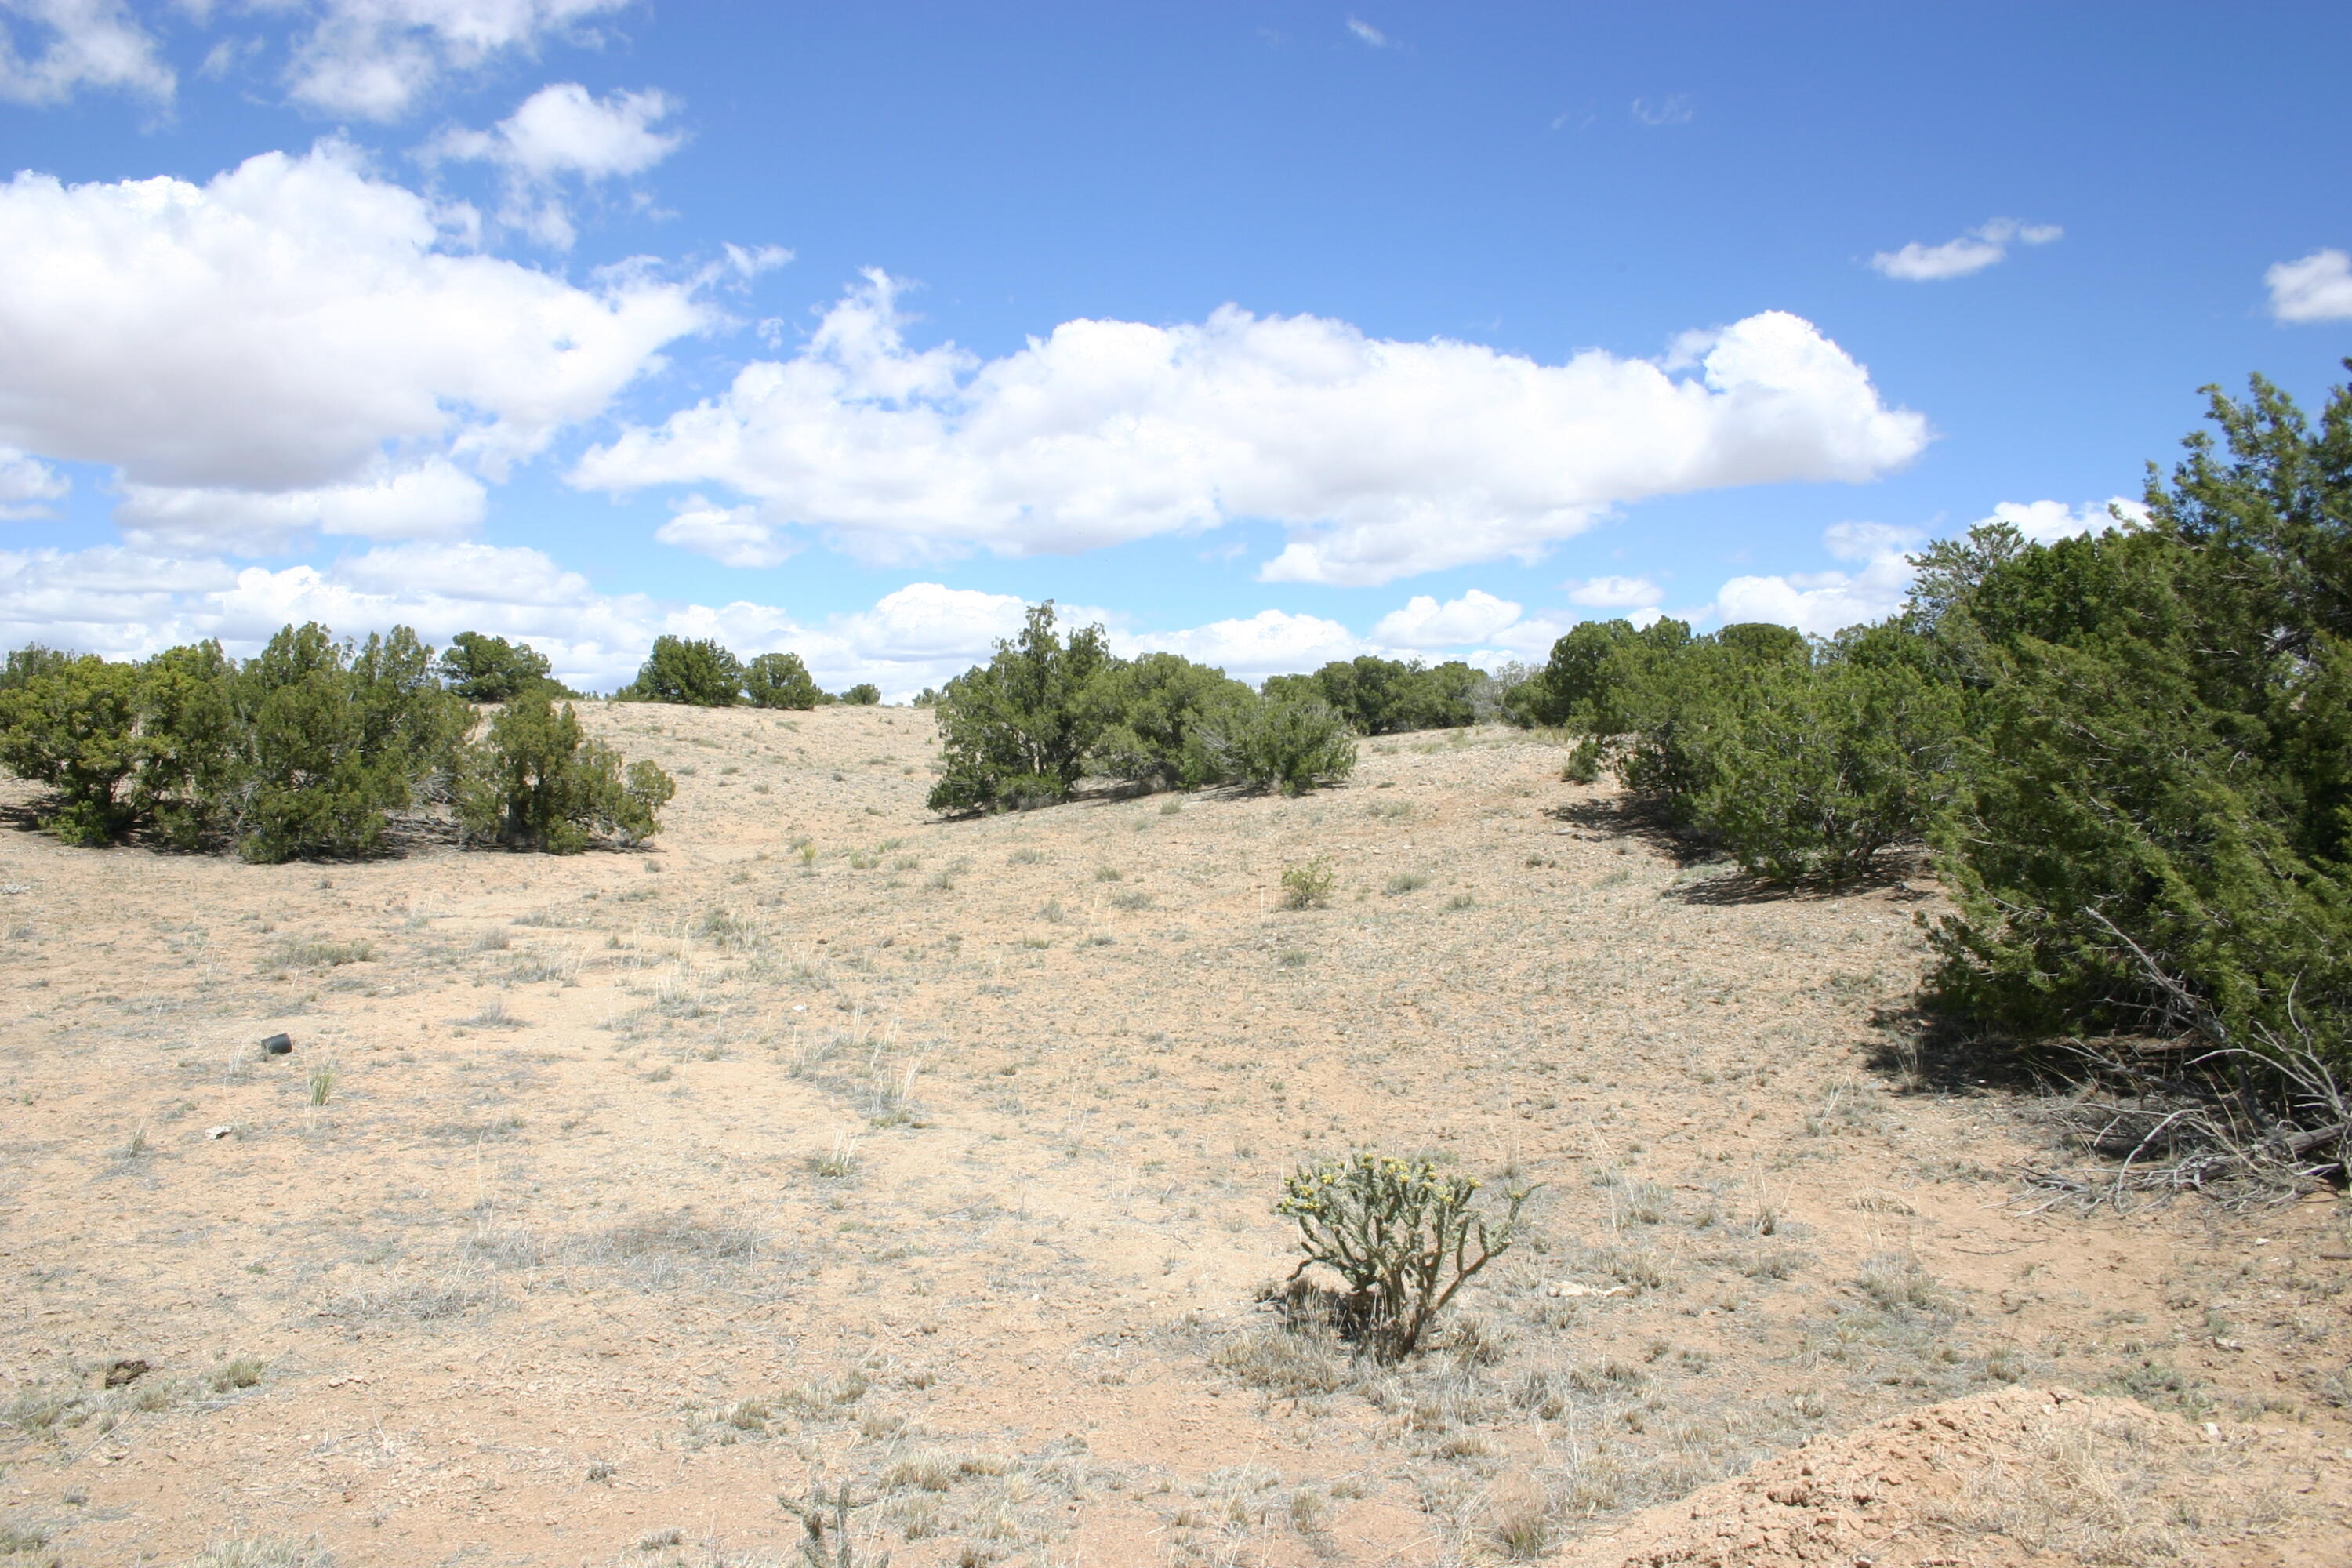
(0, 380), (2347, 1566)
(2, 690), (2347, 1565)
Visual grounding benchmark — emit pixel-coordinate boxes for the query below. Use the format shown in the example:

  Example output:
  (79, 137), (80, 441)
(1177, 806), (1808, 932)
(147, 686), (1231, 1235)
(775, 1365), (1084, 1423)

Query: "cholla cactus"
(1276, 1152), (1537, 1362)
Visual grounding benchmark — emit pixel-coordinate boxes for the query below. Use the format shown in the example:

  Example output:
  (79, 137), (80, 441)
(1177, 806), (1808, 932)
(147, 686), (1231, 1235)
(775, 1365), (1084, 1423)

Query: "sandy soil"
(0, 703), (2346, 1567)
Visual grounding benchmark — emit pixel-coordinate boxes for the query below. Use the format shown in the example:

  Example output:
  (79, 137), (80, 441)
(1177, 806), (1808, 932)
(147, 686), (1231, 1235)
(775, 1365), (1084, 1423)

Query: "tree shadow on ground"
(1864, 1000), (2050, 1098)
(1667, 850), (1938, 906)
(1547, 794), (1939, 906)
(1542, 795), (1708, 866)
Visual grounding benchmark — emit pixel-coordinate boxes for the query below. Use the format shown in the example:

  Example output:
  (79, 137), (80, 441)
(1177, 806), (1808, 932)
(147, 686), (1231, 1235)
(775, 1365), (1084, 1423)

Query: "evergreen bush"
(1199, 693), (1358, 795)
(437, 632), (562, 703)
(927, 602), (1113, 813)
(456, 691), (674, 851)
(744, 652), (824, 710)
(620, 636), (743, 706)
(0, 654), (143, 844)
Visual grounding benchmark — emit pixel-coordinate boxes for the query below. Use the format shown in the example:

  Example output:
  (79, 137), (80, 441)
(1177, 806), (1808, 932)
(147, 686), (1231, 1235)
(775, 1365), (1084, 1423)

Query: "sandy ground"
(0, 702), (2346, 1567)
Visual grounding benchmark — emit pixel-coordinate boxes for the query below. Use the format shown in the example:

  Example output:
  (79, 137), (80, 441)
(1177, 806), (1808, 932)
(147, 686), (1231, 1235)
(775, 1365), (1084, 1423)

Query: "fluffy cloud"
(1708, 521), (1918, 637)
(428, 82), (684, 249)
(1565, 574), (1661, 608)
(0, 0), (172, 105)
(1120, 609), (1364, 682)
(574, 272), (1929, 588)
(2265, 249), (2352, 323)
(0, 143), (705, 546)
(1980, 495), (2148, 544)
(1370, 589), (1521, 648)
(1345, 16), (1388, 47)
(285, 0), (627, 121)
(1871, 217), (2063, 282)
(655, 497), (794, 570)
(0, 447), (69, 520)
(116, 457), (486, 554)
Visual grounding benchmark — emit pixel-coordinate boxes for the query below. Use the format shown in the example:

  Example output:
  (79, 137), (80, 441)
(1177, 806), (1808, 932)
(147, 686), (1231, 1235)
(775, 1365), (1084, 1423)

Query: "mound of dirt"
(1555, 1386), (2330, 1568)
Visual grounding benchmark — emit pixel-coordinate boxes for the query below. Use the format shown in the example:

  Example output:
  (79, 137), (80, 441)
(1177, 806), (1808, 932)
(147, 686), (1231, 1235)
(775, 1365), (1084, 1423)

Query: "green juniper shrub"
(838, 682), (882, 706)
(743, 652), (824, 710)
(1199, 691), (1358, 795)
(1276, 1152), (1537, 1363)
(1692, 636), (1963, 884)
(436, 631), (564, 703)
(234, 624), (471, 862)
(1505, 615), (1694, 734)
(1087, 652), (1256, 789)
(132, 640), (246, 850)
(456, 690), (674, 851)
(0, 643), (74, 693)
(619, 635), (744, 706)
(1918, 373), (2352, 1058)
(0, 652), (144, 844)
(1265, 654), (1482, 735)
(927, 601), (1114, 814)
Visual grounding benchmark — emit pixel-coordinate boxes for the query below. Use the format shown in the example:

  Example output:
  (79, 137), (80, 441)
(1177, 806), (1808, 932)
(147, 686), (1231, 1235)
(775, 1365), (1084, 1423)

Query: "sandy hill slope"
(0, 703), (2345, 1566)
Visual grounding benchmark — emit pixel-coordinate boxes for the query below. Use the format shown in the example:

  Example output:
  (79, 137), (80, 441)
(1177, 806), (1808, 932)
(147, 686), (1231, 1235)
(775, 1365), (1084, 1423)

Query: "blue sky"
(2, 2), (2347, 696)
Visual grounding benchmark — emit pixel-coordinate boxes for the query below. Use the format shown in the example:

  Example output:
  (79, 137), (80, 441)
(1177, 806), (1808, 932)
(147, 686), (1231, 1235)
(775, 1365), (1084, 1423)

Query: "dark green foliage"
(1198, 693), (1358, 796)
(1087, 652), (1255, 789)
(927, 602), (1114, 813)
(0, 644), (74, 694)
(437, 631), (562, 703)
(234, 624), (472, 862)
(1922, 368), (2352, 1057)
(1504, 617), (1693, 731)
(840, 682), (881, 706)
(1266, 655), (1481, 735)
(0, 622), (668, 860)
(1691, 647), (1962, 884)
(0, 653), (143, 844)
(925, 609), (1359, 813)
(1524, 615), (1944, 883)
(456, 691), (674, 851)
(744, 652), (823, 710)
(132, 640), (245, 850)
(620, 635), (743, 706)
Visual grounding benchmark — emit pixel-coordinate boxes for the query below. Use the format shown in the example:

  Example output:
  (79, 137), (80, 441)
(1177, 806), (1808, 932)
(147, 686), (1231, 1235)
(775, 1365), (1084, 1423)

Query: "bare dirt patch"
(1, 706), (2346, 1565)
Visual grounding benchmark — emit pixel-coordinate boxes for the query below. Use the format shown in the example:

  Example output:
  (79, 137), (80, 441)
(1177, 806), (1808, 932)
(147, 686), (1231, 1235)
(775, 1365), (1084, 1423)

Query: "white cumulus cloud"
(1370, 589), (1521, 648)
(0, 0), (172, 105)
(427, 82), (684, 249)
(1871, 216), (2063, 282)
(572, 272), (1929, 589)
(285, 0), (627, 121)
(1565, 574), (1661, 609)
(0, 447), (70, 520)
(655, 497), (794, 570)
(0, 143), (706, 543)
(1120, 609), (1365, 683)
(1979, 495), (2148, 543)
(117, 457), (487, 555)
(2265, 249), (2352, 323)
(1707, 521), (1919, 637)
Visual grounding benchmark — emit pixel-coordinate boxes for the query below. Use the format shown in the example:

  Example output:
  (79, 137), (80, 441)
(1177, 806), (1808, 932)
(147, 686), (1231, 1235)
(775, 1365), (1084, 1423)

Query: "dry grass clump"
(601, 1214), (759, 1262)
(189, 1540), (333, 1568)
